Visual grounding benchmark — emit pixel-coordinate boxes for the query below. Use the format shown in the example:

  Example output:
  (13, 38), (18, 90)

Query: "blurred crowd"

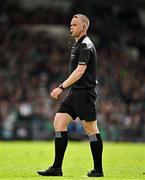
(0, 0), (145, 141)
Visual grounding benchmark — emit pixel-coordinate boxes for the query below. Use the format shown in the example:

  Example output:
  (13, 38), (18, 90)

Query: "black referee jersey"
(69, 35), (97, 89)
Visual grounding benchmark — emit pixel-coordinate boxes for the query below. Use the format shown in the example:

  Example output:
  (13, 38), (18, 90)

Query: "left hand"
(50, 87), (63, 99)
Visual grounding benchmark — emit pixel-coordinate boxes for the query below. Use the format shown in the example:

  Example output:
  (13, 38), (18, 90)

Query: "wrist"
(58, 84), (65, 90)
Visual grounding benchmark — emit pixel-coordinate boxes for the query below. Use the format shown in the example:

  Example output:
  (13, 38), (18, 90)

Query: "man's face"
(70, 17), (83, 38)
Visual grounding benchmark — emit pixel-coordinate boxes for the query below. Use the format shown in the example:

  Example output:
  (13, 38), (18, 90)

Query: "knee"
(84, 126), (97, 135)
(53, 113), (71, 131)
(54, 118), (67, 131)
(83, 121), (100, 135)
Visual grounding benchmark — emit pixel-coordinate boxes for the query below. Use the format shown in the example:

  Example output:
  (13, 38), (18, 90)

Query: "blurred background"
(0, 0), (145, 142)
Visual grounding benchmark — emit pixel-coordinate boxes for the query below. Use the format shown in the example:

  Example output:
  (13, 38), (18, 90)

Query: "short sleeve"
(78, 43), (89, 65)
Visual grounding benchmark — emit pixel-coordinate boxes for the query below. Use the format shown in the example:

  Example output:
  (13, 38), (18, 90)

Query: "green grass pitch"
(0, 141), (145, 180)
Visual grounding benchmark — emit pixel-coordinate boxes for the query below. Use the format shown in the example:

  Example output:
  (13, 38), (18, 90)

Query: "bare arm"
(50, 64), (87, 99)
(62, 64), (87, 88)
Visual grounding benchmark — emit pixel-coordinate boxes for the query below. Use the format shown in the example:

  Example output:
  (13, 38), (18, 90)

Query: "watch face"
(59, 84), (64, 90)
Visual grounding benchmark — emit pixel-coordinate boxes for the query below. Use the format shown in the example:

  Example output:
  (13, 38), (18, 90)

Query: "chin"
(71, 33), (77, 37)
(70, 32), (74, 35)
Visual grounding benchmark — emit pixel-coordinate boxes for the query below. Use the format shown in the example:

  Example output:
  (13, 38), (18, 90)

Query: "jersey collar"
(75, 35), (87, 46)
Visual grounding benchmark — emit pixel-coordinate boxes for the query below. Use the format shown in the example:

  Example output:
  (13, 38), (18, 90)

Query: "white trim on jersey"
(82, 37), (93, 49)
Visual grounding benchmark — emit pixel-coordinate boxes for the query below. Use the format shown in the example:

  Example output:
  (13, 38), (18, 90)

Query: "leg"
(82, 120), (104, 177)
(52, 113), (72, 168)
(54, 112), (72, 131)
(37, 113), (72, 176)
(82, 120), (99, 135)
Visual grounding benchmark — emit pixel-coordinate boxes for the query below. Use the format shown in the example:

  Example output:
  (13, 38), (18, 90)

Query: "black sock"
(89, 133), (103, 173)
(52, 131), (68, 169)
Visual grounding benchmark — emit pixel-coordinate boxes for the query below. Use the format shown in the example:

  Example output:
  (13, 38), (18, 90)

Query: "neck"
(75, 32), (86, 42)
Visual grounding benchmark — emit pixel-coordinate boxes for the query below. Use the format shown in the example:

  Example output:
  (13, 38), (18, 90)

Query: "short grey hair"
(73, 14), (90, 29)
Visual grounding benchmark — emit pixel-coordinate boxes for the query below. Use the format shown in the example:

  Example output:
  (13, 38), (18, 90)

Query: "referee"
(37, 14), (104, 177)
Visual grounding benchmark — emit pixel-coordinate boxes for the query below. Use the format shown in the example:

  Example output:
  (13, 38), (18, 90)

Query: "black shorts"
(58, 88), (97, 121)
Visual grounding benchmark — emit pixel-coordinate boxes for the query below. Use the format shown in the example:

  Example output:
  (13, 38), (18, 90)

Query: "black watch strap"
(59, 84), (65, 90)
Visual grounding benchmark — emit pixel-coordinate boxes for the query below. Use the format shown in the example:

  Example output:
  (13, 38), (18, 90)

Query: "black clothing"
(69, 35), (97, 89)
(58, 88), (97, 121)
(89, 134), (103, 173)
(58, 35), (98, 121)
(37, 166), (63, 176)
(52, 131), (68, 169)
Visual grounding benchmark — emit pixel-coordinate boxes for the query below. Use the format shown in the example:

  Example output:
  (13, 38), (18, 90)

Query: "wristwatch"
(59, 84), (65, 90)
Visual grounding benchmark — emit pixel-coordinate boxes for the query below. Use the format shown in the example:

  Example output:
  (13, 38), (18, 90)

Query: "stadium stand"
(0, 0), (145, 141)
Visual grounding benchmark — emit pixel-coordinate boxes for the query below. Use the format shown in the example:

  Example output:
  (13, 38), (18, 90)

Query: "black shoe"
(87, 169), (104, 177)
(37, 166), (63, 176)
